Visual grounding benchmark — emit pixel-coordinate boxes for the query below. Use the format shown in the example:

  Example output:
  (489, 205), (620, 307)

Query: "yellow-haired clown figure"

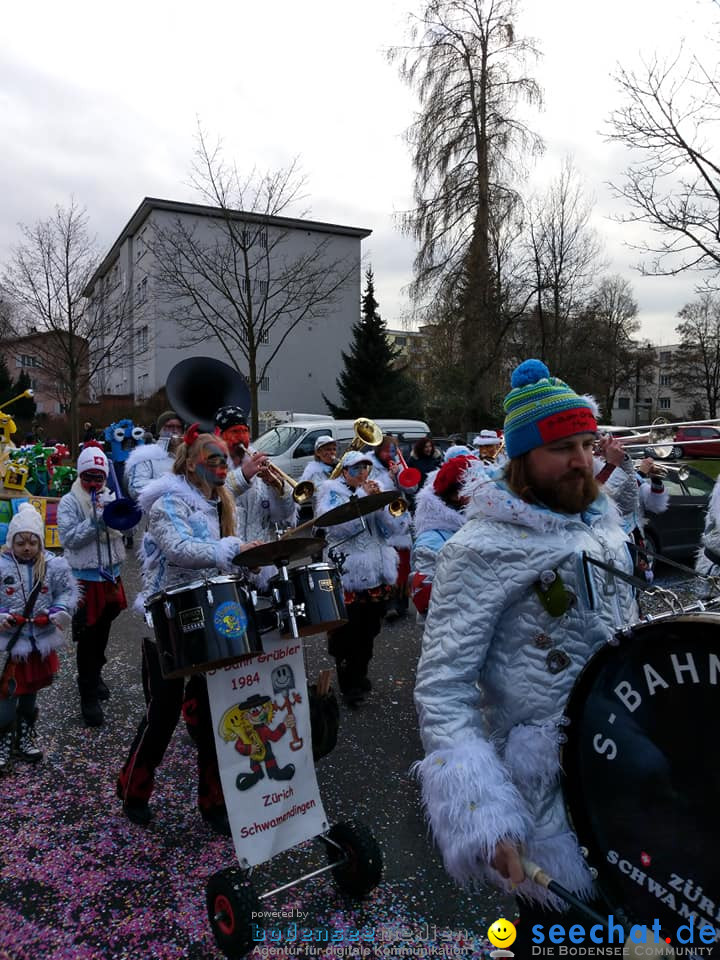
(219, 693), (295, 791)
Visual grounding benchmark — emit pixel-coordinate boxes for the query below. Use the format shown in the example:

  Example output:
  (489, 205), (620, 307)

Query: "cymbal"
(233, 536), (326, 568)
(312, 490), (399, 527)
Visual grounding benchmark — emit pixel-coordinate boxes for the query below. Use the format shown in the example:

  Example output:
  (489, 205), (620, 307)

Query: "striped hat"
(503, 359), (598, 459)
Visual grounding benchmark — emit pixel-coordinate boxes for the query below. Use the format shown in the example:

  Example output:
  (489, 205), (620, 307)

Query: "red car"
(673, 425), (720, 458)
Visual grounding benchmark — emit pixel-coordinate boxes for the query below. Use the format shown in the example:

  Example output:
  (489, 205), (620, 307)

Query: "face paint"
(80, 471), (105, 494)
(194, 446), (229, 487)
(222, 425), (250, 455)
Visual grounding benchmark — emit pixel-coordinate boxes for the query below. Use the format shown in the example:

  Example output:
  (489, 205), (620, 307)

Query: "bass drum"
(147, 576), (263, 679)
(561, 613), (720, 938)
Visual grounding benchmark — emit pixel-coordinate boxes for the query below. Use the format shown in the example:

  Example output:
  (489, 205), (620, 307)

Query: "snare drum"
(146, 575), (263, 679)
(270, 563), (347, 637)
(561, 613), (720, 937)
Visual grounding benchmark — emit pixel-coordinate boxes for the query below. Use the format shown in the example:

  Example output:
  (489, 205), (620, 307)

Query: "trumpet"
(633, 460), (689, 482)
(329, 417), (383, 480)
(239, 444), (314, 505)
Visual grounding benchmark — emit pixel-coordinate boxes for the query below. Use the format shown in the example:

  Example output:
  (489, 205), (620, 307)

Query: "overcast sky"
(2, 0), (718, 344)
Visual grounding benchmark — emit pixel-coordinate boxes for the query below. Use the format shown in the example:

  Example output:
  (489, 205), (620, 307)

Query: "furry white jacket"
(315, 477), (401, 592)
(136, 473), (247, 608)
(57, 481), (126, 576)
(0, 551), (79, 660)
(696, 474), (720, 576)
(364, 453), (412, 548)
(414, 463), (637, 908)
(410, 469), (467, 606)
(125, 443), (174, 499)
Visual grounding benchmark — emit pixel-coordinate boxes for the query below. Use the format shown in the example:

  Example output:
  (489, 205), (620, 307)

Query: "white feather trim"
(216, 537), (246, 572)
(138, 472), (207, 516)
(582, 394), (601, 420)
(639, 482), (669, 515)
(504, 723), (561, 792)
(413, 479), (466, 538)
(412, 739), (533, 887)
(125, 442), (173, 472)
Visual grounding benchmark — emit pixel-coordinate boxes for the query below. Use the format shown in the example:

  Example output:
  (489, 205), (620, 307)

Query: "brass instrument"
(329, 418), (384, 480)
(238, 444), (314, 505)
(633, 460), (690, 482)
(388, 497), (408, 517)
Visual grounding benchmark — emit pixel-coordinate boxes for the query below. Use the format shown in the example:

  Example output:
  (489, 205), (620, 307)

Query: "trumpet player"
(366, 434), (413, 620)
(57, 444), (127, 727)
(213, 406), (296, 561)
(316, 451), (405, 706)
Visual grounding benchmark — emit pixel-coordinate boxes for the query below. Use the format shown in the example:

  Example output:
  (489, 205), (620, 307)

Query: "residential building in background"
(0, 330), (90, 415)
(83, 197), (370, 414)
(612, 343), (693, 426)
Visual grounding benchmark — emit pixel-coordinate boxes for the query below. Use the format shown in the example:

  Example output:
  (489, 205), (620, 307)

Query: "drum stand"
(206, 552), (383, 960)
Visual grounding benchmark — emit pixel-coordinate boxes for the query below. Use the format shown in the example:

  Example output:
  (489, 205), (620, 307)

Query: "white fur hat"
(77, 446), (109, 476)
(7, 503), (45, 544)
(341, 450), (373, 469)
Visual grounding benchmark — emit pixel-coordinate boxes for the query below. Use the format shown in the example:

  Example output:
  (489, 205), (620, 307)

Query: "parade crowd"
(0, 358), (718, 940)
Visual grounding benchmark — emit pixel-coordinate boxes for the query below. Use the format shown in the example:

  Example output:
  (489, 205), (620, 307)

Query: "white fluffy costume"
(124, 443), (175, 500)
(410, 466), (468, 616)
(0, 551), (78, 661)
(315, 477), (401, 592)
(413, 461), (638, 908)
(136, 472), (247, 605)
(696, 474), (720, 576)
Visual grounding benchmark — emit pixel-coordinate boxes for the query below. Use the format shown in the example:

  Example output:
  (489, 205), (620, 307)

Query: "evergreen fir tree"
(10, 370), (37, 420)
(324, 268), (424, 418)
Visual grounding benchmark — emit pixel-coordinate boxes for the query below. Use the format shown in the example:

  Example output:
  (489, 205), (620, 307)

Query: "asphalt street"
(0, 553), (510, 960)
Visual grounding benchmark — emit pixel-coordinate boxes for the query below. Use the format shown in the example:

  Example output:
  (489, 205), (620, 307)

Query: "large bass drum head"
(562, 614), (720, 936)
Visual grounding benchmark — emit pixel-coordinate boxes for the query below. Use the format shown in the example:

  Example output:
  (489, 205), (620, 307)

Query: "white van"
(253, 418), (432, 479)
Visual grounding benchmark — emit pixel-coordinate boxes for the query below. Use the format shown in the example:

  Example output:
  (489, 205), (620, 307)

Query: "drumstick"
(520, 857), (675, 957)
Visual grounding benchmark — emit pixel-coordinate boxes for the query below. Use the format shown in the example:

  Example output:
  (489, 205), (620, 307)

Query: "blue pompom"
(511, 358), (550, 388)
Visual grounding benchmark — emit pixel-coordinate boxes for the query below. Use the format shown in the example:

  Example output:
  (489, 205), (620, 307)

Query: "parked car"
(672, 425), (720, 458)
(643, 465), (714, 561)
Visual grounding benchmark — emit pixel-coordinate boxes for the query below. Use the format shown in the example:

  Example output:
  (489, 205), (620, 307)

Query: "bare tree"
(582, 275), (647, 420)
(149, 128), (357, 436)
(390, 0), (543, 427)
(672, 291), (720, 417)
(608, 48), (720, 279)
(525, 157), (605, 371)
(0, 201), (131, 452)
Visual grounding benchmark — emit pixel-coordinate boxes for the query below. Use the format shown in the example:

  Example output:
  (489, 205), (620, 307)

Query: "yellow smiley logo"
(487, 918), (517, 949)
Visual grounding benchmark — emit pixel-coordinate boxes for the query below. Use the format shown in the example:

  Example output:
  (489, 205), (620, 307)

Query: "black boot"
(15, 709), (42, 762)
(201, 807), (232, 837)
(78, 678), (104, 727)
(267, 762), (295, 781)
(96, 677), (110, 701)
(236, 768), (264, 791)
(0, 723), (14, 776)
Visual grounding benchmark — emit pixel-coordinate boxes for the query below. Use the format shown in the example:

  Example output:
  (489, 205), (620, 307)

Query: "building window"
(259, 229), (267, 249)
(135, 230), (145, 261)
(136, 373), (149, 398)
(136, 326), (149, 352)
(617, 397), (630, 410)
(17, 354), (40, 368)
(135, 276), (148, 306)
(659, 397), (671, 409)
(394, 336), (407, 347)
(660, 351), (672, 363)
(660, 374), (671, 386)
(259, 376), (270, 392)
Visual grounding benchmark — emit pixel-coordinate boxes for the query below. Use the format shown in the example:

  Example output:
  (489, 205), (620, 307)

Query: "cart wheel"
(206, 868), (262, 958)
(324, 820), (383, 897)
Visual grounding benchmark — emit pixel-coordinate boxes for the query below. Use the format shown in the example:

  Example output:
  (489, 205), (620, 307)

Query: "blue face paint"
(347, 463), (370, 478)
(194, 448), (228, 487)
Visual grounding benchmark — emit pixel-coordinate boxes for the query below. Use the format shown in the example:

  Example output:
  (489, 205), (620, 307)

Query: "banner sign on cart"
(207, 636), (328, 868)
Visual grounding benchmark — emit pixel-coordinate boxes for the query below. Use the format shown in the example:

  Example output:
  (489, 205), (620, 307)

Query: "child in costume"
(0, 503), (78, 773)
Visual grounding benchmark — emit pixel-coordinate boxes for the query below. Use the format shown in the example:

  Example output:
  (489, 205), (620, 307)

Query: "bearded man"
(414, 359), (637, 932)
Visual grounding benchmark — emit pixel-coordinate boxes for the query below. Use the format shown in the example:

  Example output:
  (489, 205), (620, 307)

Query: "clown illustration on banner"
(207, 636), (327, 868)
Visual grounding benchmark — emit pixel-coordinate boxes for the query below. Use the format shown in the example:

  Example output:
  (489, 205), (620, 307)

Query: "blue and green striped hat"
(503, 359), (598, 459)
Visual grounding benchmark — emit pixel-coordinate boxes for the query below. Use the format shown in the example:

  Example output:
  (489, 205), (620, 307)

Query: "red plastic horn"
(398, 467), (422, 492)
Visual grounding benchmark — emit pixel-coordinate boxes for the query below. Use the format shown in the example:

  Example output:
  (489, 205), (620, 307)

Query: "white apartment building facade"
(611, 343), (694, 426)
(83, 198), (371, 415)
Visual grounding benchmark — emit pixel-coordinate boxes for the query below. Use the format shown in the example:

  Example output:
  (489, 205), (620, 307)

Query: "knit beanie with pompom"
(503, 359), (599, 459)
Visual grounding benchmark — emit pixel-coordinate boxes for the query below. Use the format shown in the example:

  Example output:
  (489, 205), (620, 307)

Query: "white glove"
(0, 613), (15, 631)
(50, 610), (72, 630)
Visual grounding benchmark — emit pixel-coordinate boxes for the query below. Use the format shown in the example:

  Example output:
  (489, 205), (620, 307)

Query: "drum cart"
(204, 547), (385, 959)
